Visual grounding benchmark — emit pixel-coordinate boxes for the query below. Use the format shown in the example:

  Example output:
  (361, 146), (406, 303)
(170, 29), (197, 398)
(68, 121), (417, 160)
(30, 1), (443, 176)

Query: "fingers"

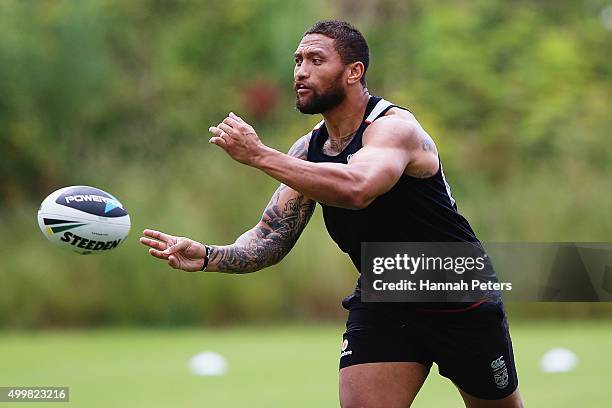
(217, 122), (234, 136)
(222, 116), (241, 128)
(208, 126), (225, 138)
(142, 229), (174, 243)
(208, 112), (257, 161)
(229, 111), (244, 122)
(228, 112), (252, 130)
(209, 136), (228, 148)
(208, 112), (247, 140)
(208, 126), (229, 147)
(163, 239), (190, 255)
(139, 237), (168, 251)
(149, 248), (169, 260)
(211, 120), (239, 140)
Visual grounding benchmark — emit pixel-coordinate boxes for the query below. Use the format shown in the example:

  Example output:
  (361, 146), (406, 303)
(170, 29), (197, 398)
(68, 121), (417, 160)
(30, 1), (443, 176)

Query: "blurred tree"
(0, 0), (610, 326)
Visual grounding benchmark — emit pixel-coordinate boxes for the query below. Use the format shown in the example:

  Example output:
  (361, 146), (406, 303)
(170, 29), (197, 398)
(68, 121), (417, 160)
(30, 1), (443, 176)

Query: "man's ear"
(346, 61), (365, 85)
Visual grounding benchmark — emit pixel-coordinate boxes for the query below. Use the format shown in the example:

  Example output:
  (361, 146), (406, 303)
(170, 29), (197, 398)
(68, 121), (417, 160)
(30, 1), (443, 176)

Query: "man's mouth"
(295, 83), (311, 95)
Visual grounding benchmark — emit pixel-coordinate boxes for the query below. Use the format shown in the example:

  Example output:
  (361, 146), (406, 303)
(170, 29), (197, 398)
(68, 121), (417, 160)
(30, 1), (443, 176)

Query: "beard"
(295, 73), (346, 114)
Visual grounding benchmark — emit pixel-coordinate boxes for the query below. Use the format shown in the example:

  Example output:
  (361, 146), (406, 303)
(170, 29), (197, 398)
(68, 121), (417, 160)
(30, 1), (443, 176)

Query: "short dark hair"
(303, 20), (369, 86)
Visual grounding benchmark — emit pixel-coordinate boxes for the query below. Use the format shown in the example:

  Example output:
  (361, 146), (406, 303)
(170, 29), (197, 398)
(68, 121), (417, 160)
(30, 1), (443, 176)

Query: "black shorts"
(339, 299), (519, 400)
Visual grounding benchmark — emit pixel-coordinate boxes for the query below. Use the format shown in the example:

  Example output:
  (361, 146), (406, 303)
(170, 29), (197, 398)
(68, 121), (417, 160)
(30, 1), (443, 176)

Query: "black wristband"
(200, 245), (211, 271)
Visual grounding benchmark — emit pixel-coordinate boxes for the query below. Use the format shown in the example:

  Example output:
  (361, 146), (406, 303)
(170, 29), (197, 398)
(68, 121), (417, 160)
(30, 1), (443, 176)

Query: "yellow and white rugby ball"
(37, 186), (131, 254)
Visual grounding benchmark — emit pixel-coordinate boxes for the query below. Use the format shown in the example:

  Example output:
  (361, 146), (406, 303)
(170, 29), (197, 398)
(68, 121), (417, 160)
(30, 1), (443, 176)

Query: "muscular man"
(140, 20), (524, 408)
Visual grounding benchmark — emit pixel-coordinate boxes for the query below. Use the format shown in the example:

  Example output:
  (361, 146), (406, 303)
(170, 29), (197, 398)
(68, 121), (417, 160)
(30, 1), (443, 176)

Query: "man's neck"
(322, 88), (370, 141)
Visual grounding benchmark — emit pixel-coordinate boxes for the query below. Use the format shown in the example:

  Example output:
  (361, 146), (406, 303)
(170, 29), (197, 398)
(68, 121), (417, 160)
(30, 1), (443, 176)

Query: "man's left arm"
(209, 113), (421, 209)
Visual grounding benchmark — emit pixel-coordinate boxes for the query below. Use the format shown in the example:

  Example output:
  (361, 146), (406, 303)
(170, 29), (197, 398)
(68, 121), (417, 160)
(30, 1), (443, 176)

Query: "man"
(140, 20), (523, 408)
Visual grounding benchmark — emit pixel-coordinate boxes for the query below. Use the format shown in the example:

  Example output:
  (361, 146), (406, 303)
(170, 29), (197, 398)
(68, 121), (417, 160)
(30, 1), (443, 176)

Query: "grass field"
(0, 321), (610, 407)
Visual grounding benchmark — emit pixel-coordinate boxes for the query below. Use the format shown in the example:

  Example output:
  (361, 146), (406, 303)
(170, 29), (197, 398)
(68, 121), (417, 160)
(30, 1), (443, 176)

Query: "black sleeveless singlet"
(306, 96), (497, 308)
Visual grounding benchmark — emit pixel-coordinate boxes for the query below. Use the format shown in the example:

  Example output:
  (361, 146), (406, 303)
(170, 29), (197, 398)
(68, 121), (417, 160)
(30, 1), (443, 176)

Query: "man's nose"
(294, 63), (309, 80)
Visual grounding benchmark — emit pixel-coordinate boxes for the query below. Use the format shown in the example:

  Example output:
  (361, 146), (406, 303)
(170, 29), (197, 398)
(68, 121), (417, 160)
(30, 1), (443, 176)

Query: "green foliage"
(1, 0), (611, 326)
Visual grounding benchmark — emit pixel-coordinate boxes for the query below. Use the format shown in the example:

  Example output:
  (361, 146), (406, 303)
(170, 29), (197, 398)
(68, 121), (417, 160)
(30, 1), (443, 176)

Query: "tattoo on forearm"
(210, 135), (314, 273)
(210, 185), (314, 273)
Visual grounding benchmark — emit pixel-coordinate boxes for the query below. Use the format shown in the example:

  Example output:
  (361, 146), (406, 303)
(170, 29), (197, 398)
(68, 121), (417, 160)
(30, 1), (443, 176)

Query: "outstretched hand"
(139, 229), (207, 272)
(208, 112), (267, 166)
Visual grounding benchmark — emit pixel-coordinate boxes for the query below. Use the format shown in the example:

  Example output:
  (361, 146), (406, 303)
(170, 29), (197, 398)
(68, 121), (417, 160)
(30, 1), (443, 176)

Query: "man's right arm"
(140, 134), (315, 273)
(209, 134), (314, 272)
(208, 180), (314, 273)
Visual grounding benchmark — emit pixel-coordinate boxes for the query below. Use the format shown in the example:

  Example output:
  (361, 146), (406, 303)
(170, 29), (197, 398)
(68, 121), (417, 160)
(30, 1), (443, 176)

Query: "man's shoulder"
(367, 104), (439, 161)
(383, 105), (416, 121)
(365, 111), (419, 143)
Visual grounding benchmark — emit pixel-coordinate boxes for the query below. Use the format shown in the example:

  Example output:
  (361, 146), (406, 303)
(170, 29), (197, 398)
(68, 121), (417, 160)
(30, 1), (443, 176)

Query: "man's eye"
(313, 59), (322, 65)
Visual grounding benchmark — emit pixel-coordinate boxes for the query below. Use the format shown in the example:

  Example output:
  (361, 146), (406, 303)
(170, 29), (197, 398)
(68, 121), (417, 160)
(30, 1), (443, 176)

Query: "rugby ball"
(37, 186), (131, 255)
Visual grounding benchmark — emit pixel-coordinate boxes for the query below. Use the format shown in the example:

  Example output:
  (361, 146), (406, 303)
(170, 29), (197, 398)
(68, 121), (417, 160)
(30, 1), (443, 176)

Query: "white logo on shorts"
(491, 356), (505, 370)
(491, 355), (509, 389)
(340, 339), (352, 358)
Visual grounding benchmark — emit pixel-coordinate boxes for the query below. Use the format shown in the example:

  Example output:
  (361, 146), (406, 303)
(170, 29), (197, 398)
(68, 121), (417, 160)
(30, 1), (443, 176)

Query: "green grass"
(0, 321), (610, 407)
